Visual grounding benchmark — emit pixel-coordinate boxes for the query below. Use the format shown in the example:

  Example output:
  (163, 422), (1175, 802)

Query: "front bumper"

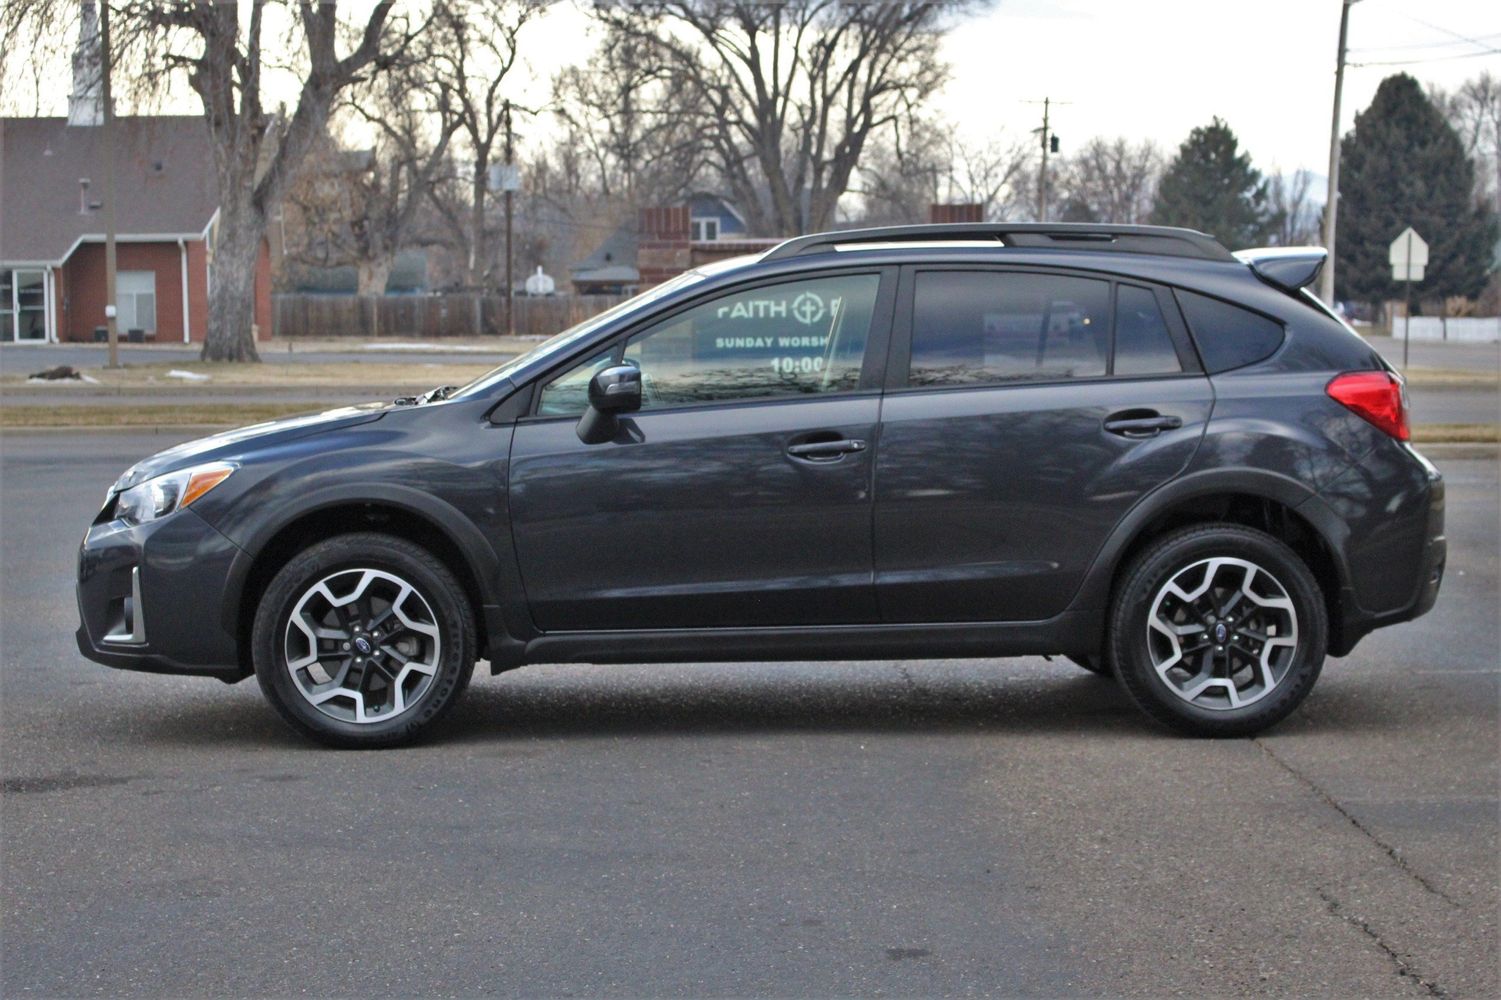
(76, 507), (249, 682)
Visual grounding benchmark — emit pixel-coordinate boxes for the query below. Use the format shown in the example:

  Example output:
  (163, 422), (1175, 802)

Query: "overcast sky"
(936, 0), (1500, 178)
(11, 0), (1499, 182)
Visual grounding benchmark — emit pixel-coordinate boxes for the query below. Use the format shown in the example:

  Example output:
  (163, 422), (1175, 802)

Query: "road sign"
(1388, 226), (1428, 369)
(1389, 227), (1428, 283)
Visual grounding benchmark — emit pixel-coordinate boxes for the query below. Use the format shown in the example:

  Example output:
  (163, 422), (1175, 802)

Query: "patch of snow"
(362, 343), (500, 353)
(165, 369), (212, 381)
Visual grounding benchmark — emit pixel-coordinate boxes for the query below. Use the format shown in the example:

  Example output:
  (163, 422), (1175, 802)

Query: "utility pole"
(503, 100), (514, 339)
(1319, 0), (1360, 307)
(99, 0), (119, 368)
(1026, 97), (1066, 221)
(1038, 97), (1051, 221)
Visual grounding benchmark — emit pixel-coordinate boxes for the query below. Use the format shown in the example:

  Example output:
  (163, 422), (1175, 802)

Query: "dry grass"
(0, 403), (320, 428)
(1401, 367), (1499, 388)
(1409, 423), (1500, 444)
(1, 360), (497, 389)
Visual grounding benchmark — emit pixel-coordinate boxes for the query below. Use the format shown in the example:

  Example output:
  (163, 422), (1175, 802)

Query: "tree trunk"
(357, 257), (395, 296)
(202, 205), (263, 362)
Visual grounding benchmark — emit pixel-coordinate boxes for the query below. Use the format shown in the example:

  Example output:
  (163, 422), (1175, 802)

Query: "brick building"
(0, 3), (270, 345)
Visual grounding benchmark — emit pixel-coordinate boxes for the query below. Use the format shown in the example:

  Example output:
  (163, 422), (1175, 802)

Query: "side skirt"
(518, 610), (1103, 666)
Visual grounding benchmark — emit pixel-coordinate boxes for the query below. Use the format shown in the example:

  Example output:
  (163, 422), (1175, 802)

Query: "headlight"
(113, 462), (236, 526)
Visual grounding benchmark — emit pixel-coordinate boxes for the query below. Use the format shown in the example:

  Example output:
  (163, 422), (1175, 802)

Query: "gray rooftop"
(0, 116), (220, 265)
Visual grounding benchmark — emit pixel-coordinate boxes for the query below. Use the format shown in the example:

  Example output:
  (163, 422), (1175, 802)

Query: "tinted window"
(1175, 290), (1284, 373)
(623, 273), (878, 408)
(1114, 285), (1183, 375)
(910, 272), (1110, 386)
(536, 274), (879, 415)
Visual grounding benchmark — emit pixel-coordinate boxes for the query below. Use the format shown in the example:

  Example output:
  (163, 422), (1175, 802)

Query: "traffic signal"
(1050, 134), (1060, 154)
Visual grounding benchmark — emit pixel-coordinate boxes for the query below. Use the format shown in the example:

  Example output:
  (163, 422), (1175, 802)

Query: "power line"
(1349, 48), (1500, 68)
(1350, 31), (1501, 53)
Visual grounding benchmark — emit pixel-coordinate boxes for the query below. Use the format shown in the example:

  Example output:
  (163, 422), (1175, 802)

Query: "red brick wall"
(929, 203), (983, 224)
(58, 242), (187, 342)
(638, 206), (691, 287)
(53, 237), (268, 343)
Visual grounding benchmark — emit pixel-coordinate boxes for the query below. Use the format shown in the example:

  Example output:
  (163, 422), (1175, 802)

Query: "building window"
(117, 270), (157, 334)
(0, 269), (46, 342)
(690, 217), (719, 242)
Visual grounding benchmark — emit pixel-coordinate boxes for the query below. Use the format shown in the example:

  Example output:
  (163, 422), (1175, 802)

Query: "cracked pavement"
(1, 432), (1496, 997)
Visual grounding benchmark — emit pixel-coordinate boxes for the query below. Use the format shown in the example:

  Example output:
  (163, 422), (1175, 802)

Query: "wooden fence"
(272, 293), (629, 339)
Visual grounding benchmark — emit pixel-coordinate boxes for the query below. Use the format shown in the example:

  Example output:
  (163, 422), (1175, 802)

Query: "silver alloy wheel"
(283, 568), (442, 725)
(1145, 557), (1299, 711)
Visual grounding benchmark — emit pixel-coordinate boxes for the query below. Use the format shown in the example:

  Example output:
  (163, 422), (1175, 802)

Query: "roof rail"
(761, 223), (1237, 263)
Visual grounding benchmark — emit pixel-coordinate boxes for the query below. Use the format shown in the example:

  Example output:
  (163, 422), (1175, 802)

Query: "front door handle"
(1104, 411), (1183, 438)
(786, 438), (867, 460)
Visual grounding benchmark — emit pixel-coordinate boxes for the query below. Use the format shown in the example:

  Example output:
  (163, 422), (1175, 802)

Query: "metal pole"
(1402, 230), (1412, 369)
(100, 0), (119, 368)
(503, 100), (514, 338)
(1038, 97), (1050, 222)
(1319, 0), (1356, 306)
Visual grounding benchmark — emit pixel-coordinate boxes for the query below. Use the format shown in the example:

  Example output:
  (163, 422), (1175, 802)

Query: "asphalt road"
(1, 432), (1496, 998)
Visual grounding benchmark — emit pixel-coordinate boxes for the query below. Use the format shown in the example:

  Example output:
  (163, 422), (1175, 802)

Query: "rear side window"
(910, 272), (1110, 385)
(1175, 291), (1284, 373)
(1114, 285), (1184, 376)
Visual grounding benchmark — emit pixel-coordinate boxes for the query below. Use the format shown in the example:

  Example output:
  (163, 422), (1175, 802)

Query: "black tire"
(1109, 523), (1327, 737)
(252, 532), (476, 749)
(1066, 654), (1112, 677)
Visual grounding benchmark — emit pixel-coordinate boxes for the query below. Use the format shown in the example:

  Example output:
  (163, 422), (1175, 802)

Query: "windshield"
(449, 269), (713, 400)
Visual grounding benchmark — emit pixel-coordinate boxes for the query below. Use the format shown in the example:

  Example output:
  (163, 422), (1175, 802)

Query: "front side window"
(909, 271), (1110, 386)
(537, 273), (880, 415)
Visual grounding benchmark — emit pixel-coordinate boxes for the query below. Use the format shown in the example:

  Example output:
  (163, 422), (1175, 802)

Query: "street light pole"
(1319, 0), (1359, 307)
(99, 0), (119, 368)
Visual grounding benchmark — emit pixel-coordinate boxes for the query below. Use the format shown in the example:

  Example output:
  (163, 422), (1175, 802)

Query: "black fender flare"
(218, 481), (511, 642)
(1067, 466), (1353, 616)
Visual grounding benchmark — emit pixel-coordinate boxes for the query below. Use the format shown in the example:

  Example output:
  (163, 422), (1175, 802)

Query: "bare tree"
(287, 46), (460, 295)
(854, 120), (1030, 225)
(1432, 72), (1501, 213)
(552, 28), (711, 205)
(592, 1), (968, 235)
(1265, 169), (1320, 247)
(1054, 137), (1162, 224)
(422, 0), (543, 289)
(114, 2), (418, 360)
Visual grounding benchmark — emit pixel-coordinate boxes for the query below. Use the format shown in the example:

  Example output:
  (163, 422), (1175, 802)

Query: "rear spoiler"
(1233, 246), (1327, 292)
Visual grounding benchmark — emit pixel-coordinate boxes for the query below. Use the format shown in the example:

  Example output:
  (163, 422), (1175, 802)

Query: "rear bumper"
(75, 508), (248, 681)
(1318, 442), (1445, 656)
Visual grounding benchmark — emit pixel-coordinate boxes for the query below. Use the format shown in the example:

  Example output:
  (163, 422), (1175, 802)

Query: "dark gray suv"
(76, 224), (1446, 747)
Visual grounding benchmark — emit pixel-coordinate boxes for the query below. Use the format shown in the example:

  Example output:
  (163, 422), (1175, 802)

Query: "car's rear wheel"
(252, 533), (475, 748)
(1109, 524), (1327, 737)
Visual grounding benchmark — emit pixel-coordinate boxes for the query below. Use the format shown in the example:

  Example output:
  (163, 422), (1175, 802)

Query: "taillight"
(1326, 371), (1409, 441)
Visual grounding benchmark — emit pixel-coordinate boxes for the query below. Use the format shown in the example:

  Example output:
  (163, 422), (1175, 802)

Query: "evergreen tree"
(1150, 118), (1275, 248)
(1337, 74), (1498, 306)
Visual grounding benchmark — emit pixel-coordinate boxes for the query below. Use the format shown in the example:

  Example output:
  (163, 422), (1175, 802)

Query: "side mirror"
(587, 364), (642, 413)
(577, 364), (641, 444)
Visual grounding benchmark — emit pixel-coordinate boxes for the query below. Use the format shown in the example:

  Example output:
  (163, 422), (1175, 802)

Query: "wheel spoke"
(283, 567), (443, 726)
(1145, 556), (1299, 712)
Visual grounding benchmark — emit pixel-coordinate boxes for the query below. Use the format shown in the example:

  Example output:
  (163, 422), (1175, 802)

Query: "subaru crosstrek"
(76, 223), (1446, 747)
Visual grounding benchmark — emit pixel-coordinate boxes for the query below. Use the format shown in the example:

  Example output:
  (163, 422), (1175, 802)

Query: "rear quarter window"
(1174, 291), (1284, 373)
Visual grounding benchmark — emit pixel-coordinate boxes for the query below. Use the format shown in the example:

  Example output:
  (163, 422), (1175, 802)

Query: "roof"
(571, 221), (637, 274)
(0, 116), (220, 265)
(571, 264), (640, 284)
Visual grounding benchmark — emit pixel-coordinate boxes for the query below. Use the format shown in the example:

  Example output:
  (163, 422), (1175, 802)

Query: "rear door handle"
(1104, 412), (1183, 438)
(786, 438), (867, 460)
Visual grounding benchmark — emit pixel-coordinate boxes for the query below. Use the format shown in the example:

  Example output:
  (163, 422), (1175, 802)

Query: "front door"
(875, 268), (1215, 622)
(509, 270), (892, 632)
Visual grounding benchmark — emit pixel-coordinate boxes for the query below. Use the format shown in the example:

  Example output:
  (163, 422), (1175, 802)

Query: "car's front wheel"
(252, 533), (475, 748)
(1109, 524), (1327, 737)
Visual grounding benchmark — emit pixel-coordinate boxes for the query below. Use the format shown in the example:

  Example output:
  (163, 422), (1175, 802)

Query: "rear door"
(874, 267), (1213, 622)
(508, 269), (894, 631)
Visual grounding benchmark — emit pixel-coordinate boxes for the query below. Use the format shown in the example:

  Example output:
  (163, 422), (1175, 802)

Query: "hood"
(112, 402), (389, 492)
